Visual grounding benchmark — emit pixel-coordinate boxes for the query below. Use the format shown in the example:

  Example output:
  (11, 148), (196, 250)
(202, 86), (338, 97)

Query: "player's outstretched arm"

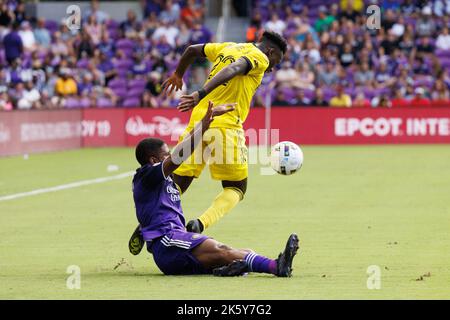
(177, 57), (250, 112)
(162, 101), (235, 177)
(162, 44), (206, 96)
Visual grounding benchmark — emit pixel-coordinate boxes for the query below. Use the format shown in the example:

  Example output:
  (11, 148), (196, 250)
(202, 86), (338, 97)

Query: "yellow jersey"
(188, 42), (269, 130)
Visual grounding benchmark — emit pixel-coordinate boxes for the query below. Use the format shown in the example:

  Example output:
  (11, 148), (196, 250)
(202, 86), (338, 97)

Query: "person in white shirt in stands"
(18, 21), (36, 51)
(436, 27), (450, 51)
(265, 13), (286, 36)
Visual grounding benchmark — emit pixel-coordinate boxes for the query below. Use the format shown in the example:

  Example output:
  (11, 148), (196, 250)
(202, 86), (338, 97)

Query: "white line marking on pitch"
(0, 171), (134, 202)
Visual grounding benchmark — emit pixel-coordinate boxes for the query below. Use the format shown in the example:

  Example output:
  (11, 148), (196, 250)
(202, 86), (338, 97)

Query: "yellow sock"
(198, 188), (242, 229)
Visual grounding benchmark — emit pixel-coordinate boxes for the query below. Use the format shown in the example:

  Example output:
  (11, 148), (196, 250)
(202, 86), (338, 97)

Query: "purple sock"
(244, 252), (277, 275)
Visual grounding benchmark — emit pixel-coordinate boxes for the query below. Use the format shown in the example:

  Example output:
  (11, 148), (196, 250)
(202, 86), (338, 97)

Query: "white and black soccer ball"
(270, 141), (303, 175)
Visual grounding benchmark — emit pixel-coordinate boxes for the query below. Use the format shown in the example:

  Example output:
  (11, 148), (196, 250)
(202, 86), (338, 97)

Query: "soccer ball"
(270, 141), (303, 175)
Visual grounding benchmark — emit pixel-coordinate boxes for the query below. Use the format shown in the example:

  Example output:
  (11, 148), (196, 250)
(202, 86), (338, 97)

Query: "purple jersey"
(132, 162), (185, 241)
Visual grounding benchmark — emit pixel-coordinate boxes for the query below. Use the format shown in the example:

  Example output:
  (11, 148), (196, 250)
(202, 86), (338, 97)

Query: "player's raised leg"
(187, 179), (246, 233)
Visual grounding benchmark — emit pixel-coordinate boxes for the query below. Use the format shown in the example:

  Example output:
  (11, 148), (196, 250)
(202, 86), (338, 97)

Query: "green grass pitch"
(1, 146), (449, 299)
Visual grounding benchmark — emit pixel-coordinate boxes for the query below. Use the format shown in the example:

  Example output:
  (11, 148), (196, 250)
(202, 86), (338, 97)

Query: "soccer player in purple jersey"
(131, 101), (299, 276)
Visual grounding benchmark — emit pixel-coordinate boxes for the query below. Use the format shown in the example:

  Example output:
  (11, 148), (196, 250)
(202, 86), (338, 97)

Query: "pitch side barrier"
(1, 106), (450, 156)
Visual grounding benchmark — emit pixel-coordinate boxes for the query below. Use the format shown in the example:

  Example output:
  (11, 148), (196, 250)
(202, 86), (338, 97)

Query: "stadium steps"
(221, 17), (249, 43)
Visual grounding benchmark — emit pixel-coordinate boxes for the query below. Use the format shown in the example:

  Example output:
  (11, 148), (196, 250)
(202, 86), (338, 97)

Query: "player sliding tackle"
(131, 101), (299, 276)
(129, 31), (288, 255)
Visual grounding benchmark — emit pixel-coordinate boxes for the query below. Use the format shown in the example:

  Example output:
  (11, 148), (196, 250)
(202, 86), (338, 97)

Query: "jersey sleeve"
(203, 42), (235, 62)
(139, 162), (167, 189)
(242, 48), (270, 77)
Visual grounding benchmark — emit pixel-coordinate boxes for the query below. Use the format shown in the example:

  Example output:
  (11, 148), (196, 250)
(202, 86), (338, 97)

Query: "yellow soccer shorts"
(174, 127), (248, 181)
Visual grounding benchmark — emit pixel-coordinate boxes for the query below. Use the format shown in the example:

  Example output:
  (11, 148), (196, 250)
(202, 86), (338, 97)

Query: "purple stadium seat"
(79, 97), (91, 108)
(97, 97), (114, 108)
(128, 78), (147, 89)
(116, 69), (129, 78)
(64, 97), (80, 109)
(116, 39), (135, 50)
(113, 59), (134, 69)
(111, 87), (128, 99)
(76, 58), (89, 69)
(108, 78), (127, 89)
(122, 97), (141, 108)
(126, 87), (145, 98)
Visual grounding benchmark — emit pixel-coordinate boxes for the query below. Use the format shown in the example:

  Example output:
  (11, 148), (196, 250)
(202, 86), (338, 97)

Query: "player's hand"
(201, 101), (235, 126)
(212, 103), (236, 117)
(162, 73), (183, 96)
(177, 91), (200, 112)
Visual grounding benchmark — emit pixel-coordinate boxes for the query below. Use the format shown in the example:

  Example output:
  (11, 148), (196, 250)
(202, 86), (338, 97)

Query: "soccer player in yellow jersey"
(129, 31), (287, 254)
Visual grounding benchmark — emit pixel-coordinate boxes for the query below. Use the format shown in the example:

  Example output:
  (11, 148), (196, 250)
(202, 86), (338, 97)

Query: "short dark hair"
(135, 138), (165, 166)
(261, 30), (287, 54)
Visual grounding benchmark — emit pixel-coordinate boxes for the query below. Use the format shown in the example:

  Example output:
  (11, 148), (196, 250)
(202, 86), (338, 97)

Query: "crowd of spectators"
(1, 0), (450, 110)
(1, 0), (211, 110)
(250, 0), (450, 107)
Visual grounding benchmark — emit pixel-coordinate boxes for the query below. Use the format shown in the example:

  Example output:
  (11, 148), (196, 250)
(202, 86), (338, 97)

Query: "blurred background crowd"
(1, 0), (450, 110)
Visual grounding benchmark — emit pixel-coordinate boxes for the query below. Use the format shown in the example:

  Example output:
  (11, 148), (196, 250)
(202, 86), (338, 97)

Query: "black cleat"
(186, 219), (204, 233)
(128, 225), (144, 255)
(276, 234), (299, 277)
(213, 260), (249, 277)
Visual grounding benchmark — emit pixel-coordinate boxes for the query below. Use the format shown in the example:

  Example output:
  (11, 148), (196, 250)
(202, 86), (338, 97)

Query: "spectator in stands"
(436, 27), (450, 50)
(275, 61), (298, 89)
(340, 0), (364, 12)
(401, 0), (416, 16)
(152, 17), (179, 48)
(431, 79), (450, 101)
(330, 84), (352, 107)
(18, 80), (42, 109)
(314, 6), (335, 33)
(0, 3), (14, 37)
(265, 13), (286, 36)
(416, 36), (434, 58)
(391, 89), (409, 107)
(410, 87), (431, 106)
(310, 88), (328, 107)
(176, 22), (191, 51)
(75, 30), (94, 59)
(3, 21), (22, 64)
(416, 6), (436, 37)
(121, 9), (140, 38)
(353, 92), (371, 108)
(143, 71), (162, 108)
(246, 12), (263, 43)
(391, 16), (406, 38)
(375, 62), (395, 88)
(0, 90), (13, 111)
(97, 51), (116, 85)
(84, 0), (109, 24)
(354, 62), (375, 88)
(143, 0), (162, 18)
(18, 21), (36, 52)
(290, 89), (311, 106)
(371, 94), (392, 108)
(34, 18), (51, 49)
(159, 0), (180, 22)
(84, 15), (103, 46)
(55, 68), (77, 98)
(339, 43), (355, 68)
(181, 0), (203, 28)
(318, 61), (339, 87)
(295, 62), (315, 90)
(12, 2), (26, 25)
(272, 90), (290, 107)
